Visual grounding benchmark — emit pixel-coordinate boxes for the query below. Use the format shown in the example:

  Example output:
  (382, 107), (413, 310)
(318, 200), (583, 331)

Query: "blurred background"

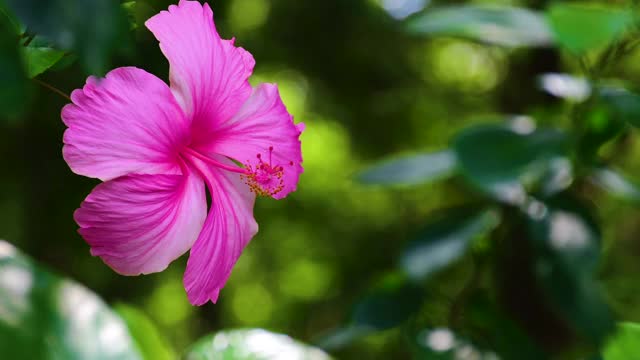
(2, 0), (640, 358)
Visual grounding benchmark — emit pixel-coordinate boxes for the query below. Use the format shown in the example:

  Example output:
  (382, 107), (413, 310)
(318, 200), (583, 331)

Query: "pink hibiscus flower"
(61, 0), (304, 305)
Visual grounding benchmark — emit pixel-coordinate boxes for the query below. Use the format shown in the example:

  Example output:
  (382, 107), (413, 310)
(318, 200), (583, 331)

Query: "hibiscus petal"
(75, 173), (206, 276)
(205, 84), (304, 199)
(62, 67), (190, 181)
(183, 157), (258, 305)
(145, 0), (255, 147)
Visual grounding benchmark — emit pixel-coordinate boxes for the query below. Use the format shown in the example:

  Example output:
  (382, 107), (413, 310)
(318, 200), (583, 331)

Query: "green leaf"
(351, 277), (423, 330)
(466, 293), (547, 360)
(0, 2), (21, 33)
(547, 4), (633, 54)
(6, 0), (130, 75)
(316, 275), (423, 350)
(602, 323), (640, 360)
(21, 46), (65, 78)
(406, 5), (552, 47)
(358, 150), (457, 186)
(599, 87), (640, 128)
(47, 53), (77, 72)
(400, 207), (499, 282)
(453, 121), (569, 204)
(187, 329), (331, 360)
(526, 197), (614, 344)
(0, 7), (29, 119)
(121, 1), (155, 32)
(590, 167), (640, 204)
(0, 240), (142, 359)
(577, 91), (628, 161)
(114, 304), (175, 360)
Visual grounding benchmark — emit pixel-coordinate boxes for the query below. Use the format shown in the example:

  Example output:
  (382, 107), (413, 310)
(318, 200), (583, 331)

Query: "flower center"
(181, 146), (293, 198)
(242, 146), (291, 197)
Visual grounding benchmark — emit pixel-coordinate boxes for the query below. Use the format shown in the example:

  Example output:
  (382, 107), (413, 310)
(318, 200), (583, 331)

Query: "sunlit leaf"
(0, 240), (142, 360)
(602, 323), (640, 360)
(6, 0), (130, 75)
(406, 5), (552, 47)
(537, 157), (574, 198)
(547, 4), (633, 54)
(590, 167), (640, 204)
(538, 73), (591, 102)
(187, 329), (331, 360)
(114, 304), (175, 360)
(453, 121), (569, 204)
(526, 197), (614, 344)
(358, 150), (457, 186)
(412, 328), (497, 360)
(21, 47), (65, 78)
(400, 207), (499, 282)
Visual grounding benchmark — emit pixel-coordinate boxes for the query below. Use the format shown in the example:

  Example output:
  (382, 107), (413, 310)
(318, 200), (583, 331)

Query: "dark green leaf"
(313, 326), (371, 351)
(358, 150), (457, 186)
(0, 2), (21, 33)
(317, 275), (424, 350)
(47, 53), (77, 72)
(6, 0), (130, 75)
(114, 304), (175, 360)
(547, 4), (633, 54)
(406, 5), (552, 47)
(599, 87), (640, 128)
(453, 122), (569, 204)
(466, 293), (547, 360)
(0, 240), (142, 359)
(187, 329), (331, 360)
(590, 167), (640, 204)
(529, 197), (601, 274)
(602, 323), (640, 360)
(0, 7), (29, 119)
(400, 207), (499, 282)
(577, 100), (627, 161)
(352, 277), (423, 330)
(526, 197), (614, 344)
(21, 46), (65, 78)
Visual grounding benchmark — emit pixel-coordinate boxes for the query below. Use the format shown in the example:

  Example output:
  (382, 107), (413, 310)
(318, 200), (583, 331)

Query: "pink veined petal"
(145, 0), (255, 148)
(202, 83), (304, 199)
(183, 156), (258, 305)
(74, 172), (207, 276)
(62, 67), (190, 181)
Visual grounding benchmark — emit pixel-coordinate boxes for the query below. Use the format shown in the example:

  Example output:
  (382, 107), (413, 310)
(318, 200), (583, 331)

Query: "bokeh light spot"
(147, 275), (192, 327)
(229, 0), (270, 32)
(279, 259), (334, 300)
(232, 283), (274, 325)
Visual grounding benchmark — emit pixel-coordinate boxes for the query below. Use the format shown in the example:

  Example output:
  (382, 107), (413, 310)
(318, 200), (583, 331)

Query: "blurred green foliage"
(2, 0), (640, 359)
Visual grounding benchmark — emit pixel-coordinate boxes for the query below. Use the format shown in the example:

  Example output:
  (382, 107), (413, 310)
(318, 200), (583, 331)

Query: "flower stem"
(33, 78), (71, 102)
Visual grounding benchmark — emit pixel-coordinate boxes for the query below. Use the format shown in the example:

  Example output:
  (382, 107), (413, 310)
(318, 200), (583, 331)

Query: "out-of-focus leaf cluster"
(349, 1), (640, 358)
(0, 240), (331, 359)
